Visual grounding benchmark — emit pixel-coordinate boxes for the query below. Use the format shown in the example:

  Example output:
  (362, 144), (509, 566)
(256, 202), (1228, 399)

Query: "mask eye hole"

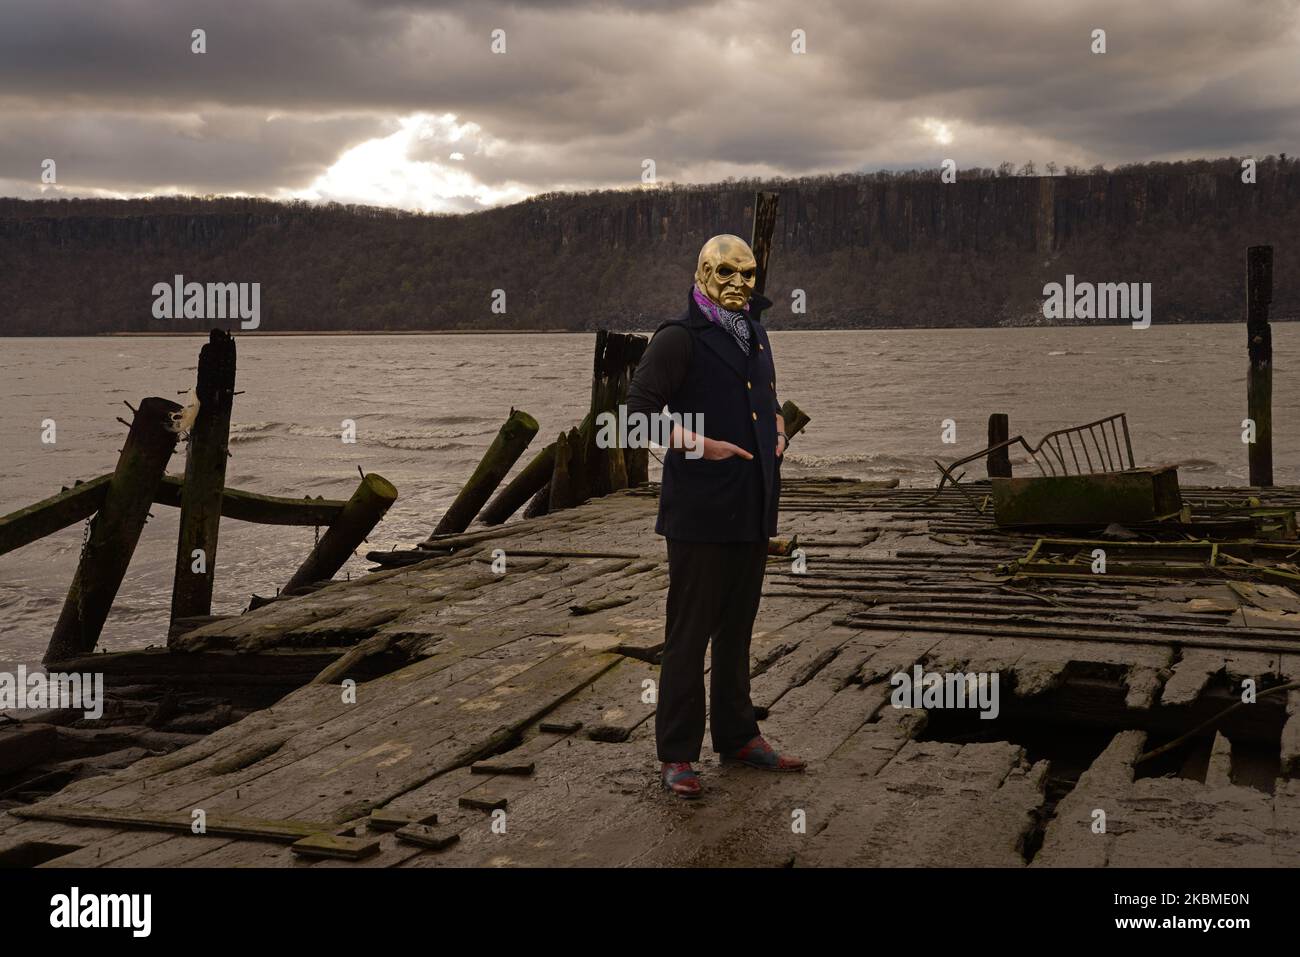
(741, 269), (755, 281)
(716, 266), (736, 278)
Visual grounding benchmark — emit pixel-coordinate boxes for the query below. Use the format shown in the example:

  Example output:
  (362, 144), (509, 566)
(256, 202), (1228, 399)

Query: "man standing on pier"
(626, 233), (806, 799)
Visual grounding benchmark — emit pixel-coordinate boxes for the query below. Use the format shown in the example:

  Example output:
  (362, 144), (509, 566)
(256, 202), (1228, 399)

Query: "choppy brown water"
(2, 324), (1296, 664)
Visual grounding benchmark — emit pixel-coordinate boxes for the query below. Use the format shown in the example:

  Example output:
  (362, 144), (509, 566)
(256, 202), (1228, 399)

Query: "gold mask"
(695, 234), (757, 311)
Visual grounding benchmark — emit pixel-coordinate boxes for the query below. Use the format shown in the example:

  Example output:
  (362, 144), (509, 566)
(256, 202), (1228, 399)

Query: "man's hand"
(701, 437), (753, 461)
(776, 433), (786, 458)
(669, 424), (753, 460)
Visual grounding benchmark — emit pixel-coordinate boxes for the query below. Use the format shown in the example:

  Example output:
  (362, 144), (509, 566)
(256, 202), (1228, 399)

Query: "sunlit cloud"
(284, 113), (530, 212)
(920, 118), (955, 146)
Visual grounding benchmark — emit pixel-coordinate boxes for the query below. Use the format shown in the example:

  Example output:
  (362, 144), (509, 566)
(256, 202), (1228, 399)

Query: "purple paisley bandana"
(692, 285), (751, 356)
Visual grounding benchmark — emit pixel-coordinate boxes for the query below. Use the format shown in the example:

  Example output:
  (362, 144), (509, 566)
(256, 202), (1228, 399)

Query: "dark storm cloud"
(0, 110), (391, 194)
(0, 0), (1296, 206)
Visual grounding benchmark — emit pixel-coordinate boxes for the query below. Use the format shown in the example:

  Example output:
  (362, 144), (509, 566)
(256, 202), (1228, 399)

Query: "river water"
(2, 324), (1296, 664)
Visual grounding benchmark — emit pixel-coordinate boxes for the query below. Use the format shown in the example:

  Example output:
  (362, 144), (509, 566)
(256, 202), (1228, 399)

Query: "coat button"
(746, 380), (752, 389)
(751, 412), (758, 421)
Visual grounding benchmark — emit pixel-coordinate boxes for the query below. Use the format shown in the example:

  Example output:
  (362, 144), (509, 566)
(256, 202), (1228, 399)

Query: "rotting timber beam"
(0, 477), (347, 558)
(990, 467), (1182, 527)
(154, 477), (345, 526)
(0, 476), (111, 557)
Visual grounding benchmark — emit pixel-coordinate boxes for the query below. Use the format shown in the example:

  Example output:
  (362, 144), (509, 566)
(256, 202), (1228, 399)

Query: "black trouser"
(656, 538), (767, 762)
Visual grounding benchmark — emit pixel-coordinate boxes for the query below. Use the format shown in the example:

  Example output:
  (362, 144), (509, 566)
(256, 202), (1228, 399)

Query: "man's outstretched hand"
(700, 437), (753, 461)
(669, 424), (753, 461)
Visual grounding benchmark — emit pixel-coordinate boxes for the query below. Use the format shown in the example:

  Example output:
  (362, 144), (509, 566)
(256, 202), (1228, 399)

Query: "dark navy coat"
(652, 291), (782, 543)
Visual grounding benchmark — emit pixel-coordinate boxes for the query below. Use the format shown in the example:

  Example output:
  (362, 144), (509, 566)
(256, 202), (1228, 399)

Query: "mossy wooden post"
(480, 443), (555, 526)
(568, 425), (589, 505)
(524, 481), (551, 519)
(780, 400), (811, 441)
(432, 409), (538, 535)
(1247, 245), (1273, 487)
(607, 436), (629, 492)
(548, 431), (574, 512)
(987, 413), (1012, 478)
(282, 473), (397, 595)
(480, 411), (593, 525)
(44, 397), (182, 664)
(170, 330), (236, 626)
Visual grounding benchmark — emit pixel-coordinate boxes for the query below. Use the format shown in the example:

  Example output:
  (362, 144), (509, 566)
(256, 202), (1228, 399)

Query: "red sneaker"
(722, 735), (806, 771)
(661, 761), (702, 798)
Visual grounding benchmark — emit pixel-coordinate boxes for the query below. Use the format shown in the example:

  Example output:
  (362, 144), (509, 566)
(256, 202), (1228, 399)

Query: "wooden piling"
(523, 481), (551, 519)
(583, 333), (620, 499)
(1247, 245), (1274, 487)
(44, 397), (183, 664)
(780, 400), (811, 441)
(170, 330), (237, 625)
(479, 443), (556, 526)
(480, 412), (593, 526)
(282, 473), (397, 595)
(625, 440), (649, 488)
(987, 413), (1012, 478)
(607, 437), (629, 492)
(548, 431), (575, 512)
(432, 409), (538, 536)
(750, 190), (781, 298)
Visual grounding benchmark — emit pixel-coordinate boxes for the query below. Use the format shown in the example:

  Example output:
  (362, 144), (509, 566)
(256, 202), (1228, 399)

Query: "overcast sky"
(1, 0), (1297, 212)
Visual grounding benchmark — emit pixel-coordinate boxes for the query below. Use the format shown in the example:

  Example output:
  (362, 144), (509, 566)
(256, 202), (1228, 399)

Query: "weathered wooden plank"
(11, 804), (333, 842)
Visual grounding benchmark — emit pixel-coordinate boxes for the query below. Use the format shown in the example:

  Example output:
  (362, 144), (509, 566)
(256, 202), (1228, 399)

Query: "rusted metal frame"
(1063, 431), (1083, 474)
(934, 413), (1133, 499)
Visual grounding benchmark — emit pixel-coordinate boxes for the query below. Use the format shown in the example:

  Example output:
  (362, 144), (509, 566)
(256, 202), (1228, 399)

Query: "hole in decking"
(0, 840), (85, 868)
(912, 663), (1289, 862)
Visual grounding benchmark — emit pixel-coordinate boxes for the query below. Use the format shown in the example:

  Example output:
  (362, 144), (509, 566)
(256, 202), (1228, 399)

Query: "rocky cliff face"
(1, 161), (1296, 335)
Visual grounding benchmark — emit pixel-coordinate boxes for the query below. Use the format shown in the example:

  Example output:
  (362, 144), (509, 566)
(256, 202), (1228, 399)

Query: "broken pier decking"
(5, 476), (1300, 868)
